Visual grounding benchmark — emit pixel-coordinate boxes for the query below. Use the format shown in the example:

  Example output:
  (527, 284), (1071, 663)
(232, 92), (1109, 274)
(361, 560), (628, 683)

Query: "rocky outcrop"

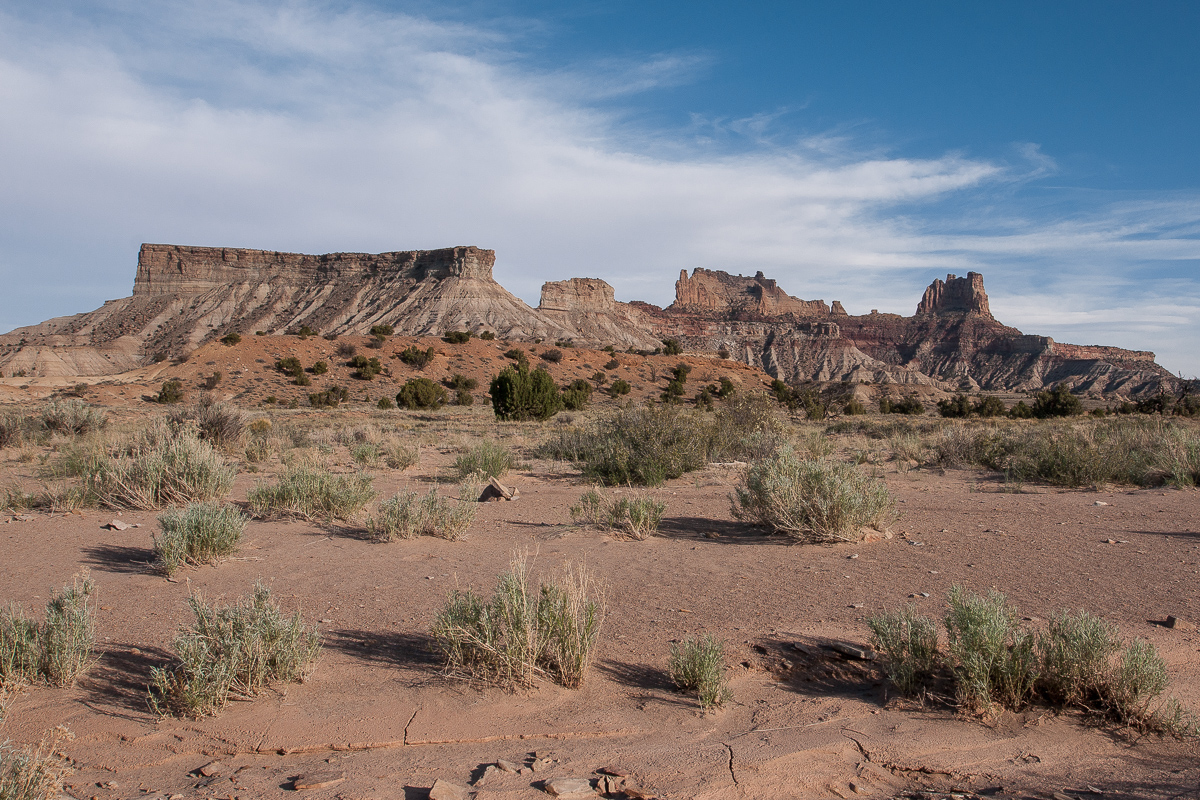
(671, 268), (832, 318)
(1, 244), (582, 377)
(916, 272), (992, 318)
(0, 244), (1177, 396)
(536, 279), (660, 350)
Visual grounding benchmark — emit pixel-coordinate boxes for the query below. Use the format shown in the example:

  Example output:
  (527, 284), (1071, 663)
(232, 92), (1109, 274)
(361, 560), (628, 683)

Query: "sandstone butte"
(0, 243), (1175, 396)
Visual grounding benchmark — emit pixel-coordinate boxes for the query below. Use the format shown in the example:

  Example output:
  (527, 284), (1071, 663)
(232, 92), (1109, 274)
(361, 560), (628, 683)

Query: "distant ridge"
(0, 244), (1174, 396)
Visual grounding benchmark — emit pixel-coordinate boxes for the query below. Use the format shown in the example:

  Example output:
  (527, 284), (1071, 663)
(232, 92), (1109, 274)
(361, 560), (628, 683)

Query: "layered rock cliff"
(653, 269), (1173, 395)
(0, 244), (580, 377)
(0, 244), (1177, 396)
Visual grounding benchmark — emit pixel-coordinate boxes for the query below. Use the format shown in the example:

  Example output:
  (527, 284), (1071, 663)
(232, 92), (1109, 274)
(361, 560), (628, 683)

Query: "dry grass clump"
(247, 466), (375, 520)
(79, 419), (236, 509)
(366, 484), (478, 542)
(731, 444), (894, 542)
(453, 440), (514, 480)
(432, 556), (604, 689)
(153, 502), (248, 576)
(37, 399), (107, 437)
(868, 588), (1197, 735)
(0, 574), (96, 689)
(925, 417), (1200, 488)
(569, 487), (666, 540)
(0, 728), (74, 800)
(148, 583), (321, 718)
(669, 634), (731, 710)
(542, 396), (782, 486)
(169, 397), (248, 449)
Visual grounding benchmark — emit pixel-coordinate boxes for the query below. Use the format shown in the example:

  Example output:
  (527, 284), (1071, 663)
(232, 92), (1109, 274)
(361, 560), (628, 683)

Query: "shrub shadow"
(78, 642), (174, 716)
(81, 543), (157, 575)
(657, 516), (784, 545)
(595, 660), (695, 710)
(754, 634), (886, 706)
(324, 629), (441, 671)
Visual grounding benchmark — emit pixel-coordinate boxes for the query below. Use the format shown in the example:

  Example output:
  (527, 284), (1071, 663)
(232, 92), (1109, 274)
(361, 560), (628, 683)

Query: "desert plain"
(1, 333), (1198, 800)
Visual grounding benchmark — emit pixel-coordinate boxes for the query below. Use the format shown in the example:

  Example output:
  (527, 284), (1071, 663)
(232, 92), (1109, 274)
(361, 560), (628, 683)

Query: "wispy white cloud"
(0, 0), (1197, 375)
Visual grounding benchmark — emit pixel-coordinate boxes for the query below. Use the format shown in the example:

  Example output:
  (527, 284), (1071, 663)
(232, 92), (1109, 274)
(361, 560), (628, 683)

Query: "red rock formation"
(671, 268), (830, 318)
(916, 272), (992, 318)
(0, 245), (1177, 396)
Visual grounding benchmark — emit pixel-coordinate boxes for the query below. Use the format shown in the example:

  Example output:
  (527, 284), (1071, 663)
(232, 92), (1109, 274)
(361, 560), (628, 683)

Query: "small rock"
(531, 757), (554, 772)
(1094, 501), (1109, 506)
(1105, 538), (1118, 544)
(428, 778), (467, 800)
(848, 554), (859, 559)
(829, 642), (876, 661)
(1166, 615), (1195, 630)
(197, 760), (226, 777)
(105, 520), (130, 531)
(99, 781), (118, 789)
(474, 764), (499, 786)
(849, 603), (864, 609)
(293, 770), (345, 790)
(849, 780), (866, 794)
(497, 759), (522, 773)
(597, 766), (627, 777)
(597, 774), (624, 795)
(544, 777), (595, 798)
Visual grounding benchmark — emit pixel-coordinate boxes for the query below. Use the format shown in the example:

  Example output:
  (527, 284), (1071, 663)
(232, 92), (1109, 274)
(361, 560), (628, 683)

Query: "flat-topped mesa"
(672, 268), (830, 318)
(916, 272), (992, 318)
(133, 244), (495, 296)
(538, 278), (619, 312)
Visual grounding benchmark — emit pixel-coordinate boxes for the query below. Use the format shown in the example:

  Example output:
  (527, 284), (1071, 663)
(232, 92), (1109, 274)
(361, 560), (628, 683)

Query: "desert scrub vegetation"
(396, 378), (447, 410)
(669, 634), (731, 710)
(366, 483), (478, 542)
(432, 556), (604, 689)
(37, 399), (107, 437)
(731, 444), (894, 542)
(0, 728), (75, 800)
(168, 396), (249, 449)
(540, 394), (783, 486)
(79, 419), (236, 510)
(490, 362), (562, 421)
(153, 502), (248, 576)
(0, 574), (96, 689)
(248, 466), (375, 520)
(148, 583), (321, 718)
(453, 440), (514, 480)
(927, 416), (1200, 488)
(569, 487), (666, 540)
(868, 588), (1196, 735)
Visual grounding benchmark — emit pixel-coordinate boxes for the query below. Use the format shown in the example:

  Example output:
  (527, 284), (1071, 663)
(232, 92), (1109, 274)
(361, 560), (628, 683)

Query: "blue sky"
(2, 0), (1198, 376)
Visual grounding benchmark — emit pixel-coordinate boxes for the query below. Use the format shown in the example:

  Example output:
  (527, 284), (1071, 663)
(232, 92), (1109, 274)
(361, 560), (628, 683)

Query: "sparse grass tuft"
(731, 445), (894, 542)
(0, 727), (75, 800)
(367, 484), (478, 542)
(83, 420), (236, 510)
(669, 634), (731, 710)
(453, 440), (513, 480)
(247, 466), (375, 520)
(153, 502), (248, 576)
(148, 583), (321, 717)
(1, 573), (96, 689)
(867, 606), (940, 696)
(866, 589), (1196, 735)
(38, 399), (107, 437)
(570, 488), (665, 540)
(432, 555), (604, 689)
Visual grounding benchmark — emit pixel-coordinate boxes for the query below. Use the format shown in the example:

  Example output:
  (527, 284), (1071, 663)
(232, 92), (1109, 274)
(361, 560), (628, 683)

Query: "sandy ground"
(1, 384), (1199, 799)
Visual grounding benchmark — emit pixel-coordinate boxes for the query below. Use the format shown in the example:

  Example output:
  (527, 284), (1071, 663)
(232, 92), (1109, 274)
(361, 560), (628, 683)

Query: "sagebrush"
(148, 583), (321, 717)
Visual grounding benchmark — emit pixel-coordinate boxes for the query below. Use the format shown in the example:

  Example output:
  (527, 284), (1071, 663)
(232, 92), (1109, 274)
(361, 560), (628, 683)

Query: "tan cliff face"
(0, 243), (1176, 396)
